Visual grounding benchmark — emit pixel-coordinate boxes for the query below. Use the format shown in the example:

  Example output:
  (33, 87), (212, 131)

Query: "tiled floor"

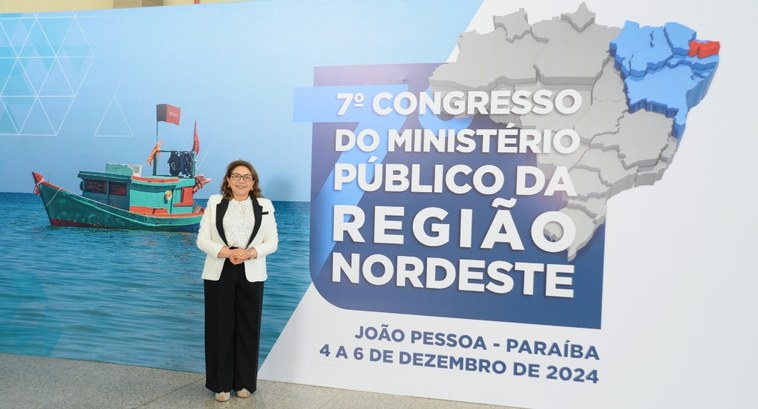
(0, 353), (516, 409)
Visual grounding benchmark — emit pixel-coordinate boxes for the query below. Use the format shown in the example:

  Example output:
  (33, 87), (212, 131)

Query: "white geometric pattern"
(0, 12), (94, 136)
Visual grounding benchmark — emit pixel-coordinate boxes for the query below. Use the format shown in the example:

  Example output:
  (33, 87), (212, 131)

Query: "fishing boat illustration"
(32, 104), (210, 232)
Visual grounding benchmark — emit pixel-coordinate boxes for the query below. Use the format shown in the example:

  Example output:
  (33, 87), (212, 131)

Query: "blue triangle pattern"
(112, 96), (145, 134)
(0, 58), (16, 91)
(0, 99), (19, 134)
(38, 17), (73, 55)
(96, 100), (132, 137)
(2, 62), (34, 96)
(57, 56), (92, 93)
(58, 19), (91, 57)
(20, 97), (54, 135)
(38, 96), (74, 133)
(20, 20), (55, 58)
(0, 18), (34, 55)
(0, 25), (15, 57)
(1, 96), (34, 130)
(19, 57), (54, 94)
(39, 59), (73, 96)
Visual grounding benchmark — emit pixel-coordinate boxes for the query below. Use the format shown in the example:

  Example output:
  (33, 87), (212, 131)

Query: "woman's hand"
(218, 247), (250, 264)
(228, 248), (250, 264)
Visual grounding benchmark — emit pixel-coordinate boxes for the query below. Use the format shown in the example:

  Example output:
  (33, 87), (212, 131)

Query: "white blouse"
(222, 198), (255, 248)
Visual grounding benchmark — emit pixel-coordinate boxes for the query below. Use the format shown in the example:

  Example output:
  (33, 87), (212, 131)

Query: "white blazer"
(196, 194), (278, 282)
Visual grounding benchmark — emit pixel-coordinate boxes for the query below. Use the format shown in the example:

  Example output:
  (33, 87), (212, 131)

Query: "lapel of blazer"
(215, 197), (230, 246)
(247, 196), (263, 247)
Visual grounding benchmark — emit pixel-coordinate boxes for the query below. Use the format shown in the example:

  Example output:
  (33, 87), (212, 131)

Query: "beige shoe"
(215, 391), (231, 402)
(237, 388), (251, 398)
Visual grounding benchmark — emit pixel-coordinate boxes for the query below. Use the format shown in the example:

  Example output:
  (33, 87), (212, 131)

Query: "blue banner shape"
(297, 63), (605, 329)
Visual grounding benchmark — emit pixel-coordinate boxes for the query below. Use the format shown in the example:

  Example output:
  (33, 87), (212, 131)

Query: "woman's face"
(227, 165), (254, 199)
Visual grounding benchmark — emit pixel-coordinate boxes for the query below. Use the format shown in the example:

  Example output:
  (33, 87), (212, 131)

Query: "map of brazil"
(430, 2), (720, 260)
(300, 2), (721, 329)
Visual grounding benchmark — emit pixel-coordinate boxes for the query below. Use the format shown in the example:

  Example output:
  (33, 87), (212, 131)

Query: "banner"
(0, 1), (755, 408)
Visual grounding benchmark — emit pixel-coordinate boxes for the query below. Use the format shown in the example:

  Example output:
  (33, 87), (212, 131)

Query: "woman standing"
(196, 159), (278, 402)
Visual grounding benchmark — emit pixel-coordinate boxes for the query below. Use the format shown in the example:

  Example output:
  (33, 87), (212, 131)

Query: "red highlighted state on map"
(689, 40), (720, 58)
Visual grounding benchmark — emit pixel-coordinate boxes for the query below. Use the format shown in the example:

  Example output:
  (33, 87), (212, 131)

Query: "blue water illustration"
(0, 193), (310, 373)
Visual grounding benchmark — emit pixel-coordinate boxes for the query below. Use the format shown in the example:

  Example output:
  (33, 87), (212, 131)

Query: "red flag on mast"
(192, 121), (200, 155)
(156, 104), (181, 125)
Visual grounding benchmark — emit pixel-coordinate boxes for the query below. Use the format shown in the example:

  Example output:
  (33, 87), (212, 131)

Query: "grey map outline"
(429, 2), (683, 261)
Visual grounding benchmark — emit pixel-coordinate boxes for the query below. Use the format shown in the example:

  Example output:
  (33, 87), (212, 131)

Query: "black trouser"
(204, 259), (264, 393)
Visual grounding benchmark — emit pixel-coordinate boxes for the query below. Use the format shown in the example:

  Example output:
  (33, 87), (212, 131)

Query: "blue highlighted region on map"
(610, 21), (719, 137)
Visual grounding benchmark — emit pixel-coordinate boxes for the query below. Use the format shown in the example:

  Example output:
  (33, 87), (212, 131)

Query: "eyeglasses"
(229, 173), (254, 182)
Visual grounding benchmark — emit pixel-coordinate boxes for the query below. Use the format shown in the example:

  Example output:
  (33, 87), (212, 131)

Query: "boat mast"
(155, 104), (182, 176)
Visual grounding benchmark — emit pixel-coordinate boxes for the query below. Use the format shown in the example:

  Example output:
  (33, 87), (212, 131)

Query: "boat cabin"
(78, 153), (199, 216)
